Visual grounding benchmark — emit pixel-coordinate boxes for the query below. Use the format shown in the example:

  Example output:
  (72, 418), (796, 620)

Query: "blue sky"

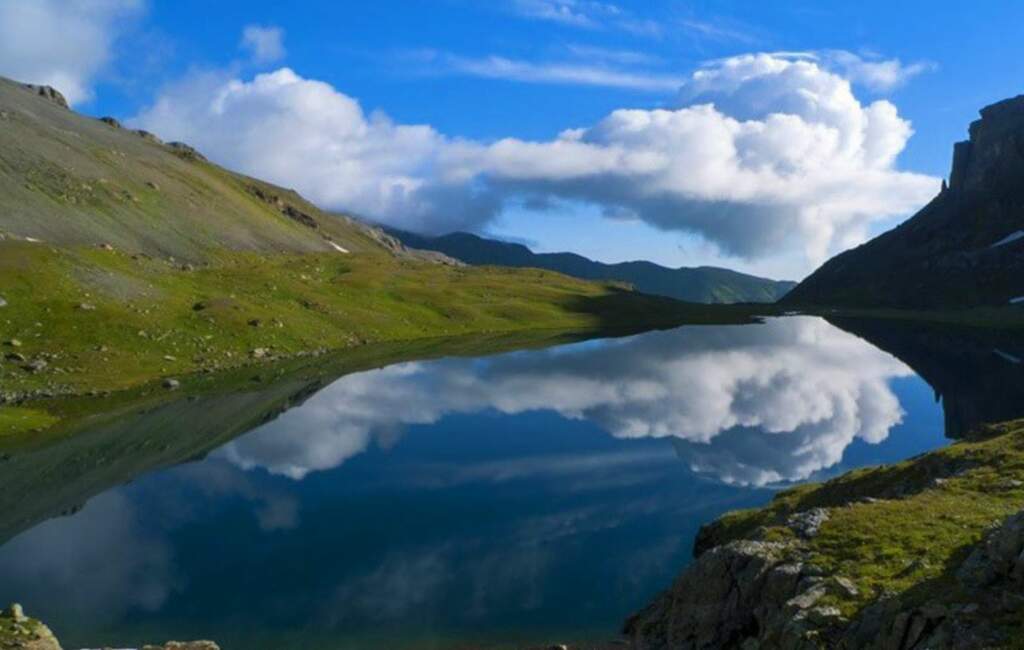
(3, 1), (1023, 279)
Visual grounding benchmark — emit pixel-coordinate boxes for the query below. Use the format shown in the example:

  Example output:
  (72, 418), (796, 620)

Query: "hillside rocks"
(167, 141), (207, 162)
(627, 507), (1024, 649)
(22, 84), (67, 109)
(0, 603), (62, 650)
(784, 94), (1024, 309)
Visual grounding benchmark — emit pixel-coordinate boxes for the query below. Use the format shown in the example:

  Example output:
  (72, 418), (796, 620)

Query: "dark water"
(4, 316), (1022, 649)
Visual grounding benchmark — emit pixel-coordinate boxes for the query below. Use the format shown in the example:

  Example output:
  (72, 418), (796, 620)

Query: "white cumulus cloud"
(132, 53), (938, 271)
(0, 0), (142, 105)
(241, 24), (286, 64)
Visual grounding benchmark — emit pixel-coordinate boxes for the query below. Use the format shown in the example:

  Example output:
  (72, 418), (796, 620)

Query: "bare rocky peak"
(949, 94), (1024, 193)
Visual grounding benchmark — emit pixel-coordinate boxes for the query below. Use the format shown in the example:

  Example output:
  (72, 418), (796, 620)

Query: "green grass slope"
(0, 76), (385, 259)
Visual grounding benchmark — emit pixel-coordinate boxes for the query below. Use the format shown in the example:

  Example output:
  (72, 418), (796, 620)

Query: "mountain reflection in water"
(1, 316), (1022, 649)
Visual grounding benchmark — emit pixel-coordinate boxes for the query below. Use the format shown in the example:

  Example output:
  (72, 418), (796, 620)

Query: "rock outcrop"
(627, 508), (1024, 649)
(783, 95), (1024, 309)
(22, 84), (68, 109)
(0, 603), (62, 650)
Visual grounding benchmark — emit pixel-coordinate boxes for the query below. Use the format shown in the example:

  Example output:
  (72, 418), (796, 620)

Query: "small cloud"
(820, 50), (936, 93)
(680, 18), (758, 44)
(510, 0), (603, 27)
(507, 0), (662, 36)
(240, 24), (286, 64)
(432, 53), (684, 91)
(564, 44), (663, 66)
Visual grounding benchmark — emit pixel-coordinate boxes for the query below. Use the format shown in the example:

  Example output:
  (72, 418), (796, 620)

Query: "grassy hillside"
(0, 76), (763, 425)
(387, 229), (797, 304)
(686, 418), (1024, 642)
(0, 240), (756, 408)
(0, 76), (390, 259)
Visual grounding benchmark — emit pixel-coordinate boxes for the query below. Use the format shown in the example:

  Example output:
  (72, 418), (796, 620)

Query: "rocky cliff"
(783, 95), (1024, 309)
(625, 416), (1024, 649)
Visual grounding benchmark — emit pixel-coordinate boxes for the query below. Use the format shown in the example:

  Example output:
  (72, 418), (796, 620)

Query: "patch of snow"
(24, 236), (42, 243)
(327, 241), (350, 253)
(991, 230), (1024, 248)
(994, 349), (1022, 365)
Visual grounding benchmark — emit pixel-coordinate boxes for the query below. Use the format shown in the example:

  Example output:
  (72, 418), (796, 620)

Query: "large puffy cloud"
(132, 53), (937, 271)
(0, 0), (142, 105)
(219, 317), (913, 486)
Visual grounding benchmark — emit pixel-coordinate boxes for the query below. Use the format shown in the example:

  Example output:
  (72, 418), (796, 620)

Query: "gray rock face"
(22, 84), (68, 109)
(787, 508), (831, 539)
(782, 93), (1024, 309)
(625, 540), (847, 649)
(630, 508), (1024, 650)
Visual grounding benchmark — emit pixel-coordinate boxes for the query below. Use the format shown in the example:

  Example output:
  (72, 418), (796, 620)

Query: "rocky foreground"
(0, 604), (218, 650)
(625, 419), (1024, 649)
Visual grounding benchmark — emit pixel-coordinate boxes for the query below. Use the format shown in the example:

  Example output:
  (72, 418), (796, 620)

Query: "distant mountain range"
(784, 95), (1024, 309)
(388, 229), (796, 304)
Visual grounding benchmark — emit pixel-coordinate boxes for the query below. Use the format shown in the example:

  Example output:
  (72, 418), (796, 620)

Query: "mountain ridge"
(386, 228), (796, 304)
(783, 94), (1024, 309)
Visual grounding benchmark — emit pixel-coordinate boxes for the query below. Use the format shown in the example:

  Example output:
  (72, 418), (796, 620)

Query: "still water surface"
(4, 316), (1003, 649)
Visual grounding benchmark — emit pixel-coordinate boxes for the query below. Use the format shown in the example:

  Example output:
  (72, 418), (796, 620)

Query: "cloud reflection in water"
(219, 317), (912, 486)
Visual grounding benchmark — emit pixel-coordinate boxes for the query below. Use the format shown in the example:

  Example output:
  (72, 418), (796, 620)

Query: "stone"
(167, 141), (208, 162)
(6, 602), (27, 622)
(0, 295), (6, 308)
(135, 129), (163, 144)
(787, 507), (830, 539)
(5, 339), (21, 347)
(5, 352), (26, 362)
(830, 576), (859, 598)
(251, 348), (268, 359)
(24, 359), (47, 373)
(162, 378), (180, 390)
(76, 302), (96, 311)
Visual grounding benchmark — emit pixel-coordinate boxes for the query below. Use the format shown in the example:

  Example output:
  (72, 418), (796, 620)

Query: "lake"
(3, 315), (1023, 649)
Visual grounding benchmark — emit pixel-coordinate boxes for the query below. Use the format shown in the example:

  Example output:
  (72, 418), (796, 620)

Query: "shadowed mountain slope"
(784, 95), (1024, 309)
(387, 229), (796, 304)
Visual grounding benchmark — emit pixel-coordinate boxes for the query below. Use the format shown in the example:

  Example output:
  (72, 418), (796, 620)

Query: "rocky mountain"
(387, 229), (796, 304)
(0, 76), (438, 262)
(783, 95), (1024, 309)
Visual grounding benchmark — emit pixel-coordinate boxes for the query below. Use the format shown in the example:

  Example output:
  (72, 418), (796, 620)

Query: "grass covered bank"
(0, 240), (764, 427)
